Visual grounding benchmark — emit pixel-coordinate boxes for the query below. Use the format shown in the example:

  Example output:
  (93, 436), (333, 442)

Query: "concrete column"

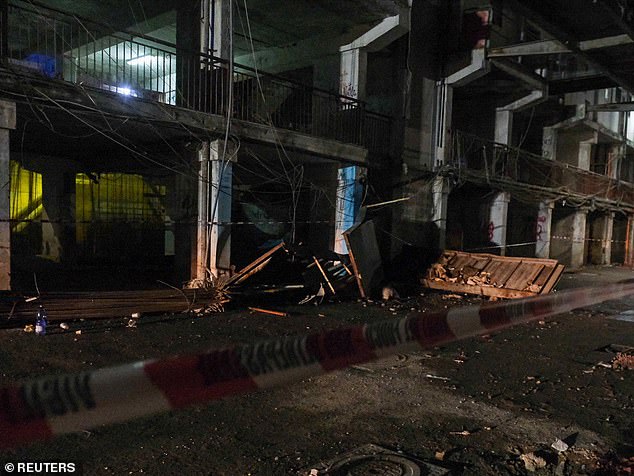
(213, 0), (232, 60)
(542, 126), (556, 160)
(40, 170), (75, 263)
(340, 48), (367, 100)
(607, 143), (625, 180)
(489, 191), (510, 255)
(165, 170), (196, 284)
(209, 146), (233, 277)
(578, 141), (593, 170)
(495, 109), (513, 145)
(1, 0), (7, 62)
(535, 201), (553, 258)
(601, 213), (614, 265)
(571, 209), (588, 269)
(434, 81), (453, 168)
(334, 165), (363, 254)
(176, 0), (231, 109)
(432, 175), (449, 249)
(194, 140), (234, 280)
(0, 100), (15, 290)
(625, 215), (634, 266)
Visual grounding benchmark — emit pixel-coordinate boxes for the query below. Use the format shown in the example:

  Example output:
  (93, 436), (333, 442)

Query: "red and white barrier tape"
(2, 281), (634, 448)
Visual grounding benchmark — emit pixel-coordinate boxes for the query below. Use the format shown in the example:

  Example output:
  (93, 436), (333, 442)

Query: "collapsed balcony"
(450, 131), (634, 213)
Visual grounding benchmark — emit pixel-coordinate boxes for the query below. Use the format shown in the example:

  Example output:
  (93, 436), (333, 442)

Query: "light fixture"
(126, 54), (157, 66)
(115, 86), (136, 97)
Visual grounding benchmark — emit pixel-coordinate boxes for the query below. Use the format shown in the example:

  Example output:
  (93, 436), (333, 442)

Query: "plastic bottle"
(35, 305), (48, 336)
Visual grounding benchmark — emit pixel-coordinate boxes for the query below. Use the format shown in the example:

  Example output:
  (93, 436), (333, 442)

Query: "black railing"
(3, 1), (392, 154)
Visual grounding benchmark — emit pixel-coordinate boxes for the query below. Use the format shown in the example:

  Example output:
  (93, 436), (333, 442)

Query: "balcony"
(450, 131), (634, 211)
(0, 1), (391, 158)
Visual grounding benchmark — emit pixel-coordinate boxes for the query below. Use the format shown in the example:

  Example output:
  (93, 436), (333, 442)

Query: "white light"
(126, 54), (157, 66)
(117, 87), (134, 96)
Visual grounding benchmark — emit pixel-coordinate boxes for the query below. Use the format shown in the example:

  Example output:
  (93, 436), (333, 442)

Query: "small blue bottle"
(35, 305), (48, 336)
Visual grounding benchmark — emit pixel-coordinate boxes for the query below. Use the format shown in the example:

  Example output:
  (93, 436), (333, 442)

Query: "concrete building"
(1, 0), (634, 291)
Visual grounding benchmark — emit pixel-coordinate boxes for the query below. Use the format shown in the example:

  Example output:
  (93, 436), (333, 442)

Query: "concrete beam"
(490, 59), (547, 91)
(446, 48), (489, 86)
(0, 99), (15, 290)
(341, 10), (410, 53)
(594, 0), (634, 43)
(501, 89), (546, 112)
(339, 10), (410, 101)
(588, 101), (634, 112)
(505, 0), (634, 93)
(487, 34), (633, 58)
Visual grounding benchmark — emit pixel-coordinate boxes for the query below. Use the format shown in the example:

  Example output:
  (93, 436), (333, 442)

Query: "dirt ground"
(1, 265), (633, 475)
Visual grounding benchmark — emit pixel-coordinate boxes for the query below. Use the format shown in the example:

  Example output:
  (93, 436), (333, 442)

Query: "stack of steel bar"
(0, 244), (287, 327)
(0, 286), (229, 327)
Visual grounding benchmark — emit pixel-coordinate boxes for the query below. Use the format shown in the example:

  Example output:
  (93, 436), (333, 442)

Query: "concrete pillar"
(602, 212), (614, 265)
(213, 0), (232, 60)
(542, 126), (556, 160)
(176, 0), (231, 109)
(495, 109), (513, 145)
(194, 140), (234, 280)
(165, 170), (196, 284)
(607, 143), (625, 180)
(571, 209), (588, 269)
(578, 141), (593, 170)
(340, 48), (367, 100)
(1, 0), (7, 62)
(535, 201), (553, 258)
(334, 165), (363, 254)
(40, 170), (75, 262)
(432, 176), (449, 249)
(625, 215), (634, 266)
(489, 191), (510, 255)
(433, 81), (453, 168)
(0, 100), (15, 290)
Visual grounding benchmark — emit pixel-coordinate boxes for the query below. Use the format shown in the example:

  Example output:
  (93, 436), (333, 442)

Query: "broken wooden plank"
(505, 262), (545, 290)
(540, 264), (565, 294)
(343, 220), (384, 298)
(313, 256), (336, 295)
(422, 250), (563, 298)
(226, 242), (285, 286)
(422, 279), (538, 299)
(344, 232), (366, 299)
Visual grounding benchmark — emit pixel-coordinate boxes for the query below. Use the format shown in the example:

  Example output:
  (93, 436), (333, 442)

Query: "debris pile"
(428, 260), (494, 287)
(612, 352), (634, 370)
(422, 250), (564, 299)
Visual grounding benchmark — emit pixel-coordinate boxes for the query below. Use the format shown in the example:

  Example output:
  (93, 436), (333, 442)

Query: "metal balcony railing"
(3, 1), (392, 155)
(451, 131), (634, 208)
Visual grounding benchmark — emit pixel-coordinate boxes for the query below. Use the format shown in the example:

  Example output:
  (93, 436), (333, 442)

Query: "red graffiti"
(487, 221), (494, 242)
(535, 215), (547, 241)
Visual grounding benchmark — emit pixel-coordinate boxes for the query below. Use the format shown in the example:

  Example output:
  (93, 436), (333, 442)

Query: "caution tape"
(2, 281), (634, 449)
